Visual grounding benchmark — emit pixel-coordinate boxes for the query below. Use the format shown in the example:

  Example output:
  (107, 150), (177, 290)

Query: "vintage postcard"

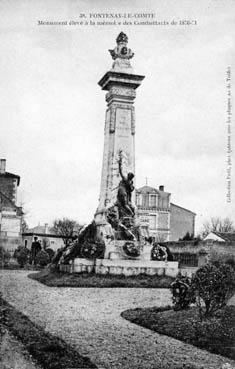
(0, 1), (234, 368)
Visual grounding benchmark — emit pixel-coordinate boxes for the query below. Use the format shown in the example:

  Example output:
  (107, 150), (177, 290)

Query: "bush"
(192, 262), (235, 317)
(0, 246), (11, 266)
(14, 246), (29, 268)
(170, 273), (195, 310)
(45, 248), (55, 262)
(35, 250), (50, 267)
(209, 250), (235, 270)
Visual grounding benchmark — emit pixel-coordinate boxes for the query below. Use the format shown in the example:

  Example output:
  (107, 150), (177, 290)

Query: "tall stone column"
(95, 32), (145, 223)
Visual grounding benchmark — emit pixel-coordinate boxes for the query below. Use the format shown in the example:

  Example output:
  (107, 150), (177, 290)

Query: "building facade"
(136, 185), (171, 241)
(0, 159), (23, 254)
(22, 224), (65, 252)
(136, 185), (196, 242)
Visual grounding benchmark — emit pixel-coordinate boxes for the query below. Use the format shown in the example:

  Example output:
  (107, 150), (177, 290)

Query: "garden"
(122, 261), (235, 360)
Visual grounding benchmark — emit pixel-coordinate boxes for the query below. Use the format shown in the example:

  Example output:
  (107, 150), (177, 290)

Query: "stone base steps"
(60, 258), (178, 277)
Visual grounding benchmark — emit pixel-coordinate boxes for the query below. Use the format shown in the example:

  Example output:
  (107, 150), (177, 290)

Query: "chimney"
(44, 223), (48, 234)
(159, 185), (164, 191)
(0, 159), (6, 174)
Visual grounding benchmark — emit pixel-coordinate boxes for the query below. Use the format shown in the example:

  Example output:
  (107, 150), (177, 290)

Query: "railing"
(172, 252), (198, 267)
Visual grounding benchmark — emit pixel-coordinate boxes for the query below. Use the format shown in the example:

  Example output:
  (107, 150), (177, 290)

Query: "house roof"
(0, 172), (20, 185)
(25, 225), (56, 235)
(22, 232), (65, 239)
(207, 231), (235, 243)
(170, 203), (196, 216)
(136, 185), (170, 195)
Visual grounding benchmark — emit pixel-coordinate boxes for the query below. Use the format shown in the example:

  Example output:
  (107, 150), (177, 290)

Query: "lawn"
(122, 305), (235, 360)
(28, 268), (174, 288)
(0, 294), (97, 369)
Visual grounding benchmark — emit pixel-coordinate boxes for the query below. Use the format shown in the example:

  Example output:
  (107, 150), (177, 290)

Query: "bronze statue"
(117, 151), (135, 218)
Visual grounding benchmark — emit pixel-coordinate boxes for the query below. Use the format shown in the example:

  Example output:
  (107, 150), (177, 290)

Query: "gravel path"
(0, 270), (234, 369)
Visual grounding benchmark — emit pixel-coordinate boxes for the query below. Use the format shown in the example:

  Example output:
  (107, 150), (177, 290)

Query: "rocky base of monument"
(55, 219), (178, 277)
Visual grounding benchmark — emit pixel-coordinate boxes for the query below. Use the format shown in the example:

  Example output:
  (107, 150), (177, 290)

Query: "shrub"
(35, 250), (50, 267)
(14, 246), (29, 268)
(192, 262), (235, 317)
(45, 248), (55, 262)
(209, 249), (235, 270)
(170, 273), (195, 310)
(0, 246), (11, 266)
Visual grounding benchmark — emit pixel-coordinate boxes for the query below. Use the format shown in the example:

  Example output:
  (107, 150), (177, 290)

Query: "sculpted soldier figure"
(117, 151), (135, 218)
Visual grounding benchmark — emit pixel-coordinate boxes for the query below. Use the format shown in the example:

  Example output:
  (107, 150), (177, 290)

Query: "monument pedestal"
(60, 257), (178, 278)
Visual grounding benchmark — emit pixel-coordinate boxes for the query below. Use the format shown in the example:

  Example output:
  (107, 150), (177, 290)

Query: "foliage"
(178, 233), (202, 243)
(14, 246), (29, 267)
(45, 248), (55, 262)
(0, 246), (11, 266)
(201, 216), (234, 238)
(21, 217), (29, 233)
(29, 269), (174, 288)
(80, 240), (105, 259)
(180, 232), (194, 241)
(170, 273), (195, 310)
(209, 250), (235, 270)
(35, 250), (50, 267)
(122, 305), (235, 360)
(191, 262), (235, 317)
(53, 218), (77, 246)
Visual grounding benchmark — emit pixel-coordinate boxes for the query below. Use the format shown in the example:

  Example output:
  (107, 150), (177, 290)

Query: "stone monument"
(58, 33), (178, 277)
(95, 31), (144, 221)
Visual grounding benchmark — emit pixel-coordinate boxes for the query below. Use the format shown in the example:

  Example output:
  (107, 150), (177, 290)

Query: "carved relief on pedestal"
(109, 107), (116, 133)
(131, 107), (135, 135)
(107, 86), (136, 99)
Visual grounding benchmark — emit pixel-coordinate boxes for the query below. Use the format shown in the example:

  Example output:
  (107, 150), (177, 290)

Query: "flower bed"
(121, 305), (235, 360)
(28, 269), (174, 288)
(0, 294), (97, 369)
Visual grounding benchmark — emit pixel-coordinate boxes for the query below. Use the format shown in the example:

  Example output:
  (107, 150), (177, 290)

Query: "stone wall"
(0, 177), (18, 204)
(165, 240), (235, 268)
(169, 204), (195, 241)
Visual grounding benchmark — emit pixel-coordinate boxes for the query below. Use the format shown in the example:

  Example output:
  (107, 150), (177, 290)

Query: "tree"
(53, 217), (77, 246)
(14, 246), (29, 268)
(0, 246), (11, 267)
(180, 232), (194, 241)
(191, 262), (235, 318)
(21, 217), (28, 233)
(201, 217), (235, 238)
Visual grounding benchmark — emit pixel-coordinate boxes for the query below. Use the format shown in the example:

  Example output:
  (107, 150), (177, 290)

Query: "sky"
(0, 0), (234, 234)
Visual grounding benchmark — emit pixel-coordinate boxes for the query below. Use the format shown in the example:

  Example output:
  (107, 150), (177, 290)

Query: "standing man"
(31, 236), (41, 265)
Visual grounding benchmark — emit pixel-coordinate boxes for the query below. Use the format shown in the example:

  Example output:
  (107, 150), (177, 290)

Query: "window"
(136, 194), (142, 206)
(149, 215), (156, 229)
(149, 194), (156, 207)
(142, 194), (149, 207)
